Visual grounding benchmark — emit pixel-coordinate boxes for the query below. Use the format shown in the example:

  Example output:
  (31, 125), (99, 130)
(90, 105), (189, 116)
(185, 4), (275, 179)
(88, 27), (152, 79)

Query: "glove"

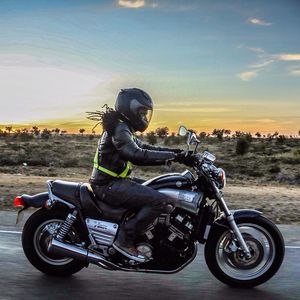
(174, 151), (195, 166)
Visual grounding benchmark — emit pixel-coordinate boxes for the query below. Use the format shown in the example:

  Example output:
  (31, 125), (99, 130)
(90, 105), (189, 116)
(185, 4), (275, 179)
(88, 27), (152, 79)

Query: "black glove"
(174, 151), (195, 166)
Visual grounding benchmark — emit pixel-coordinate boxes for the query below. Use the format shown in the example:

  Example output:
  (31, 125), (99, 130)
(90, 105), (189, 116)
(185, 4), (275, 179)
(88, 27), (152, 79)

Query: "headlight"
(217, 168), (226, 189)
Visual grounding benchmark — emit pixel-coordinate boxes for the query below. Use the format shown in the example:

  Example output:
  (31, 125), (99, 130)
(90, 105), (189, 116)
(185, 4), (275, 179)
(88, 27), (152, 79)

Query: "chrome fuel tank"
(157, 188), (203, 214)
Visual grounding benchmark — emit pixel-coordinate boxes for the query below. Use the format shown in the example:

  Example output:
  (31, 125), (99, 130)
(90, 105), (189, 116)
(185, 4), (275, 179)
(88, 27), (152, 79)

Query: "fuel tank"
(143, 170), (202, 214)
(157, 188), (203, 214)
(142, 170), (194, 190)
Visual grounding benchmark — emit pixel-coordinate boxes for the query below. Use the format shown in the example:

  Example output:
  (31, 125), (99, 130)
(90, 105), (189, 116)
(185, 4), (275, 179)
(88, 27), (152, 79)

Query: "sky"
(0, 0), (299, 135)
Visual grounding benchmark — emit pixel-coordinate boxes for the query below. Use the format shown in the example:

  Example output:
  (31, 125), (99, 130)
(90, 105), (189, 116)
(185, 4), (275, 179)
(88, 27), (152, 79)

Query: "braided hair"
(86, 104), (122, 134)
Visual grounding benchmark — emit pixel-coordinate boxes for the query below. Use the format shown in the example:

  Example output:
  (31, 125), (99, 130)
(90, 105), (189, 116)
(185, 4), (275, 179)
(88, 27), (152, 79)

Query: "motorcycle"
(14, 126), (285, 288)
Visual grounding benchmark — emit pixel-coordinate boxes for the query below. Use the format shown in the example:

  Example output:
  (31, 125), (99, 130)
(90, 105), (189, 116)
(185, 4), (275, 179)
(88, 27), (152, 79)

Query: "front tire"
(205, 216), (285, 288)
(22, 209), (86, 276)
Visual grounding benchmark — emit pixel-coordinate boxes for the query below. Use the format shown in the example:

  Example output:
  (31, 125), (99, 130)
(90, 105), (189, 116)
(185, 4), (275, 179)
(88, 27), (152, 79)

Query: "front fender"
(207, 209), (263, 237)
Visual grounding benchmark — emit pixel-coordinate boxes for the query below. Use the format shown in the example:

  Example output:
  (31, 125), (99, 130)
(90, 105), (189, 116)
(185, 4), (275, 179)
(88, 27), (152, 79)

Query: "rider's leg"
(99, 179), (172, 260)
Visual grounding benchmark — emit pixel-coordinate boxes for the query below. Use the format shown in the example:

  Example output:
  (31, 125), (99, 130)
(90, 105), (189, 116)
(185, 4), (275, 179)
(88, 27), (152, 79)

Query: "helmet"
(115, 88), (153, 132)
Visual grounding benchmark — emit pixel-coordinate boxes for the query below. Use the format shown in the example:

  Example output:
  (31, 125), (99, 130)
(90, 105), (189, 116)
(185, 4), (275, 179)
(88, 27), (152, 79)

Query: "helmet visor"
(138, 107), (153, 123)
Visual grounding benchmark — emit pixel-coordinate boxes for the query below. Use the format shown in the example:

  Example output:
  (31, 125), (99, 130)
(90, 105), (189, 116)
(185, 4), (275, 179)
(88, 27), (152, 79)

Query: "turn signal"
(14, 196), (25, 207)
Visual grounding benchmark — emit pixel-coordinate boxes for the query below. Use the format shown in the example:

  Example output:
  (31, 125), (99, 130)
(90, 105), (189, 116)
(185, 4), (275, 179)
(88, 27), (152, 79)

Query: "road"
(0, 220), (299, 300)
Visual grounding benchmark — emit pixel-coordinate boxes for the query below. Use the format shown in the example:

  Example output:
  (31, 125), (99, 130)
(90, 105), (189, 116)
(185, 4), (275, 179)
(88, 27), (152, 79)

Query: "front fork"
(214, 186), (251, 258)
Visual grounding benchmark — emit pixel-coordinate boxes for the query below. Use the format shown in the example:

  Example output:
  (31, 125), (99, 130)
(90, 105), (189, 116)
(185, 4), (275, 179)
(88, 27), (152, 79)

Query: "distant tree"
(272, 131), (279, 139)
(52, 128), (60, 135)
(234, 131), (243, 138)
(244, 132), (253, 142)
(212, 129), (225, 141)
(146, 131), (157, 145)
(199, 132), (207, 140)
(298, 130), (300, 137)
(224, 129), (231, 138)
(255, 132), (261, 138)
(5, 126), (12, 136)
(21, 128), (29, 135)
(79, 128), (85, 136)
(31, 126), (40, 137)
(41, 128), (51, 139)
(276, 135), (287, 144)
(155, 127), (169, 138)
(61, 130), (67, 135)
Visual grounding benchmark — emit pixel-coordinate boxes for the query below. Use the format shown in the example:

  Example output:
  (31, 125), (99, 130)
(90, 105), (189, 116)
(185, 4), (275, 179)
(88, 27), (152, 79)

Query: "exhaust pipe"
(48, 238), (118, 270)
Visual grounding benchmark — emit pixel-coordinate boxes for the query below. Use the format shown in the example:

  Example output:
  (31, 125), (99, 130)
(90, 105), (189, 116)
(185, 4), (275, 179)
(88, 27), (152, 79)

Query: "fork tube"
(213, 183), (251, 258)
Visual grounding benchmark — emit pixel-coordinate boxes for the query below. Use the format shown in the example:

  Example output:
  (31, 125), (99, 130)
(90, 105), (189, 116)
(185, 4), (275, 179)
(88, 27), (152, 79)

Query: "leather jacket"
(90, 120), (178, 185)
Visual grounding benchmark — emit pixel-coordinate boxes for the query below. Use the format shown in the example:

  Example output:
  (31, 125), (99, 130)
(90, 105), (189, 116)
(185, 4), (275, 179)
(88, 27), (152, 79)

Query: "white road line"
(0, 230), (300, 249)
(0, 230), (22, 234)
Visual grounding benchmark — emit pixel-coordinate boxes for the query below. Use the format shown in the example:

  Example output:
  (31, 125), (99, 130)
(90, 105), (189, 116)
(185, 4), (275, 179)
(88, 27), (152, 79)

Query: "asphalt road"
(0, 220), (299, 300)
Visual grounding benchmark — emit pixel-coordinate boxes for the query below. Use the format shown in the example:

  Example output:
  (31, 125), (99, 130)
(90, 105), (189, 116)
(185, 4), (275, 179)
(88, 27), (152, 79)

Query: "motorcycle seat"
(51, 180), (82, 208)
(85, 184), (128, 222)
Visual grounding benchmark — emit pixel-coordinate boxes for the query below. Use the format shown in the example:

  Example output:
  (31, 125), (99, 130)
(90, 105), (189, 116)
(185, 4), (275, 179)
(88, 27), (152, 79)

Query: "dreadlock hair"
(86, 104), (122, 134)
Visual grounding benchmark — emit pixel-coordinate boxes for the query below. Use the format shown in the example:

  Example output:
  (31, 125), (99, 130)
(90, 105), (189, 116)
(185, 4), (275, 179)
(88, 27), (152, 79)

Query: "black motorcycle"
(14, 126), (284, 288)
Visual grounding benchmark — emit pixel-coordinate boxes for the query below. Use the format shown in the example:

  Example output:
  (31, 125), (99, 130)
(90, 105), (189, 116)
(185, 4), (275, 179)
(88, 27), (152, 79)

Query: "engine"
(139, 209), (195, 267)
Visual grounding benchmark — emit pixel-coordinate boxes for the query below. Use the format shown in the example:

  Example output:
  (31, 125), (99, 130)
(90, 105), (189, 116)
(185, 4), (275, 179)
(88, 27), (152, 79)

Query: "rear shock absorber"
(56, 211), (78, 241)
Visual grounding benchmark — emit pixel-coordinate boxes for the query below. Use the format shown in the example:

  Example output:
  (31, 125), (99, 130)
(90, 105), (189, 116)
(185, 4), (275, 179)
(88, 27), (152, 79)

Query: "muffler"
(48, 238), (118, 270)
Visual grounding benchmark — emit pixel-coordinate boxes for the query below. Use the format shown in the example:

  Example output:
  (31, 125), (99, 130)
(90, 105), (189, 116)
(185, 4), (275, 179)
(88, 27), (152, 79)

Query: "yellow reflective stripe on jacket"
(93, 147), (131, 178)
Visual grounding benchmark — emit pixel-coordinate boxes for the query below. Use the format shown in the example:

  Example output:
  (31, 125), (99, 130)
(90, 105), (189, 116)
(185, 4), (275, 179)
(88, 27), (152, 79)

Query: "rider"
(89, 88), (189, 262)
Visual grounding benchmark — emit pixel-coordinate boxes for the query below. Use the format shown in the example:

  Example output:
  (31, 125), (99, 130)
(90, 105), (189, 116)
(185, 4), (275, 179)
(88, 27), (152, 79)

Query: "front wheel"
(204, 216), (285, 288)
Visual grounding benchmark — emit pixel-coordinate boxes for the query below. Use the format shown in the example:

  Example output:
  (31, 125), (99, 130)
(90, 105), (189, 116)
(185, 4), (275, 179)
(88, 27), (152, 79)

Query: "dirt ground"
(0, 173), (299, 224)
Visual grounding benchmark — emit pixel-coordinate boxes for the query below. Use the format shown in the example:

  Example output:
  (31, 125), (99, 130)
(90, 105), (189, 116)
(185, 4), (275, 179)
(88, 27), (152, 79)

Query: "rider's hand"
(174, 151), (195, 166)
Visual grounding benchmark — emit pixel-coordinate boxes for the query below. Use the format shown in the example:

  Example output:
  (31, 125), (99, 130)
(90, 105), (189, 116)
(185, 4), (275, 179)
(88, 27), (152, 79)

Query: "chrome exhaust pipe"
(48, 238), (118, 270)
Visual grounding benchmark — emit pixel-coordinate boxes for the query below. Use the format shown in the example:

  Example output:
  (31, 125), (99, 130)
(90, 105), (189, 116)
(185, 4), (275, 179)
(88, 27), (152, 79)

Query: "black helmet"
(115, 88), (153, 132)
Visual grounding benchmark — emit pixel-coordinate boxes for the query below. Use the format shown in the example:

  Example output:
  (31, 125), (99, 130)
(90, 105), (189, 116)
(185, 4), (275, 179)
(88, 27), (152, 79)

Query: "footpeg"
(112, 243), (146, 263)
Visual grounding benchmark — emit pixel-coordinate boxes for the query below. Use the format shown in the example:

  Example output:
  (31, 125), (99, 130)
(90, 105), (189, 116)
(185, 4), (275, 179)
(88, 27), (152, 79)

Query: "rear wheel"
(22, 209), (86, 276)
(205, 216), (285, 288)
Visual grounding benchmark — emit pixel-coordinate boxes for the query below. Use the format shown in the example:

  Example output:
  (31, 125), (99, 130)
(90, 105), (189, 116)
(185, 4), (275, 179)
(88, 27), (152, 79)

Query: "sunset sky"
(0, 0), (299, 134)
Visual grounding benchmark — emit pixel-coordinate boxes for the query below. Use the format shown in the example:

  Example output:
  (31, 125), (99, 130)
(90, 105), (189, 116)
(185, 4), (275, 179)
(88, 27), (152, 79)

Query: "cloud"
(237, 71), (258, 81)
(118, 0), (145, 8)
(255, 119), (276, 123)
(289, 69), (300, 76)
(237, 46), (300, 80)
(275, 54), (300, 61)
(117, 0), (158, 9)
(248, 18), (272, 26)
(249, 59), (274, 68)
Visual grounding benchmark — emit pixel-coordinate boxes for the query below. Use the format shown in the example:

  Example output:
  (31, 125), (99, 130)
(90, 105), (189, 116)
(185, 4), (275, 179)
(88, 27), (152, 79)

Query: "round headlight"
(218, 168), (226, 189)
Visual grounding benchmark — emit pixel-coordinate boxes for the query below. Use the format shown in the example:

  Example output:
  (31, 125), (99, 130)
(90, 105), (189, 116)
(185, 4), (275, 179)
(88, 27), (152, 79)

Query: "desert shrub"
(62, 158), (79, 168)
(252, 142), (266, 153)
(236, 137), (250, 155)
(146, 131), (157, 145)
(269, 165), (281, 174)
(276, 135), (287, 144)
(164, 135), (180, 146)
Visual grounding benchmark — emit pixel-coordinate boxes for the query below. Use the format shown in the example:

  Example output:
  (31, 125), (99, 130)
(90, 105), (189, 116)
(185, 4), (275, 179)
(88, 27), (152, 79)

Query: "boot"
(113, 228), (146, 263)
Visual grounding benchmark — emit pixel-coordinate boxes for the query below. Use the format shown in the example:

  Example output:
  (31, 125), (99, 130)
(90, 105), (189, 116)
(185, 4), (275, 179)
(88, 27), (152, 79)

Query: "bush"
(236, 137), (250, 155)
(269, 165), (281, 174)
(146, 131), (157, 145)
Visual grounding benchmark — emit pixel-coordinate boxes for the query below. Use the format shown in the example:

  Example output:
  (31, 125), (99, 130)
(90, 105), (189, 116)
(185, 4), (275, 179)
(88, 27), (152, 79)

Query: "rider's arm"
(134, 137), (182, 153)
(112, 123), (176, 166)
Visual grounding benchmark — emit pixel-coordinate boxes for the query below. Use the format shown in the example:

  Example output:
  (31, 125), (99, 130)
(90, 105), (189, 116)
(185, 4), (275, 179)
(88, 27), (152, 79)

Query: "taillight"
(14, 196), (25, 207)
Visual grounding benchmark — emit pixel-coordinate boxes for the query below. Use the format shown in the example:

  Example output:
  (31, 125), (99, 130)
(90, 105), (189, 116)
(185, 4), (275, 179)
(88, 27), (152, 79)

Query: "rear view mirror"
(178, 126), (188, 136)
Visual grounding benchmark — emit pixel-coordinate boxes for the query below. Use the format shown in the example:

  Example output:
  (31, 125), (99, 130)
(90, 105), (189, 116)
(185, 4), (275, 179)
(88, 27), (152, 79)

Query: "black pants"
(92, 178), (171, 243)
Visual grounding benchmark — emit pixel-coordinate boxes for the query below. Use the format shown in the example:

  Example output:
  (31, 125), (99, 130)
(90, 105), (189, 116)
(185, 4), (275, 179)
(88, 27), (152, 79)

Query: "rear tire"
(22, 209), (86, 276)
(205, 216), (285, 288)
